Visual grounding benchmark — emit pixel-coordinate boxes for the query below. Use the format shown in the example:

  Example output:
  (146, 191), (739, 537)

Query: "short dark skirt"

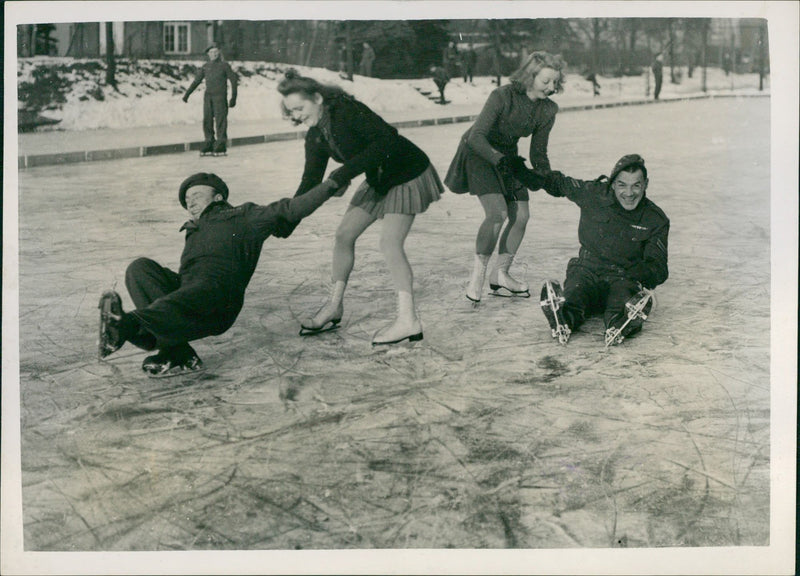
(444, 136), (529, 202)
(350, 164), (444, 219)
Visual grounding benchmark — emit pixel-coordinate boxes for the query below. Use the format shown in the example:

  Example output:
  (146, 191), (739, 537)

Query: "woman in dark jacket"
(278, 70), (443, 346)
(445, 51), (565, 303)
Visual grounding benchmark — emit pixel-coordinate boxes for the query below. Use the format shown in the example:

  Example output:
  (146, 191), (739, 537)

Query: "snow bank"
(17, 57), (769, 131)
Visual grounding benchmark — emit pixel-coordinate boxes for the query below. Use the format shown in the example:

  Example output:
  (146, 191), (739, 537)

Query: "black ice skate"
(212, 142), (228, 157)
(142, 349), (205, 378)
(98, 290), (124, 359)
(604, 289), (654, 347)
(199, 142), (215, 157)
(540, 280), (571, 345)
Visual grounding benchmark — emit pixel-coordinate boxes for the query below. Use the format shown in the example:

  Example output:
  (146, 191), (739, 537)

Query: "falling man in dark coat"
(98, 172), (347, 377)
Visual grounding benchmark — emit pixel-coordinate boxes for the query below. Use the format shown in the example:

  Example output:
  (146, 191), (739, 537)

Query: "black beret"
(178, 173), (229, 208)
(610, 154), (647, 183)
(205, 43), (220, 53)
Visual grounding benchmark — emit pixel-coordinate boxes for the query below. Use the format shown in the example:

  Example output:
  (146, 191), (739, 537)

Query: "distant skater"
(359, 42), (376, 77)
(430, 65), (451, 104)
(277, 70), (443, 346)
(513, 154), (670, 346)
(652, 53), (664, 100)
(183, 43), (238, 156)
(98, 172), (343, 377)
(461, 43), (477, 84)
(445, 51), (565, 302)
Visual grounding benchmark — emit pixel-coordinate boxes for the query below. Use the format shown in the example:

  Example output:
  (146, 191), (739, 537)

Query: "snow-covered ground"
(17, 57), (769, 131)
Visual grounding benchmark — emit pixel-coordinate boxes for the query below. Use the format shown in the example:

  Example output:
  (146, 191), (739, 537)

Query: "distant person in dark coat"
(277, 70), (444, 346)
(461, 43), (477, 83)
(359, 42), (375, 77)
(652, 53), (664, 100)
(183, 44), (238, 155)
(430, 65), (451, 104)
(445, 51), (565, 303)
(585, 70), (601, 96)
(513, 154), (669, 345)
(98, 172), (342, 377)
(443, 41), (460, 78)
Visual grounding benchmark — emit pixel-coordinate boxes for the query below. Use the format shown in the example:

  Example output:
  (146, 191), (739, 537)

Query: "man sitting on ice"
(98, 172), (346, 377)
(512, 154), (669, 346)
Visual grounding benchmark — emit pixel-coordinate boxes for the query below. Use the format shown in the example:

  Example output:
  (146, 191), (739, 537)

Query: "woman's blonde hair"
(509, 51), (567, 94)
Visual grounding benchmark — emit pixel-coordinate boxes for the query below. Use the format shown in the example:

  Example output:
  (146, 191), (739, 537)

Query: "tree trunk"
(628, 20), (638, 74)
(345, 21), (354, 81)
(105, 22), (116, 88)
(701, 19), (708, 93)
(491, 20), (503, 85)
(591, 18), (601, 76)
(758, 21), (765, 91)
(668, 19), (676, 83)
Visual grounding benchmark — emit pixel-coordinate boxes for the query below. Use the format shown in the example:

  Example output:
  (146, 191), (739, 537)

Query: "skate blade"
(604, 330), (624, 348)
(98, 292), (122, 360)
(298, 319), (341, 336)
(489, 286), (531, 298)
(372, 332), (424, 347)
(466, 294), (481, 308)
(145, 365), (207, 379)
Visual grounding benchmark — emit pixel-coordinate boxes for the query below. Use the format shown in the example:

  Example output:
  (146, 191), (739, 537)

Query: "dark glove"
(504, 155), (546, 191)
(271, 216), (300, 239)
(625, 262), (653, 287)
(229, 97), (236, 108)
(182, 94), (189, 103)
(495, 155), (519, 179)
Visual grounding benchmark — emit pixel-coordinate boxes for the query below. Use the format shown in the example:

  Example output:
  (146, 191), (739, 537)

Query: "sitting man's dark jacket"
(513, 155), (669, 330)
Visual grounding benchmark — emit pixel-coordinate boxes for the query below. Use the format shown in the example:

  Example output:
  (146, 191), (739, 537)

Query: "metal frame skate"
(604, 289), (654, 348)
(540, 280), (571, 345)
(98, 290), (123, 360)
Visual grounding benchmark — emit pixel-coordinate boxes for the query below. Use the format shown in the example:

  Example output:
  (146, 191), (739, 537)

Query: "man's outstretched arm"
(249, 179), (349, 239)
(510, 159), (597, 205)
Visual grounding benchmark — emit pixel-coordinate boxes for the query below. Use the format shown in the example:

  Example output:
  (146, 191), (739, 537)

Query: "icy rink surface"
(17, 98), (772, 551)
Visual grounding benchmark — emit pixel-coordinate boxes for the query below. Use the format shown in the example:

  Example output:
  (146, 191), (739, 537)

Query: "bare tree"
(699, 18), (710, 92)
(105, 22), (116, 88)
(667, 18), (677, 83)
(757, 20), (767, 91)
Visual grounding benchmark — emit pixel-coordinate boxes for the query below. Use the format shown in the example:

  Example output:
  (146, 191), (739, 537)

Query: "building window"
(164, 22), (190, 54)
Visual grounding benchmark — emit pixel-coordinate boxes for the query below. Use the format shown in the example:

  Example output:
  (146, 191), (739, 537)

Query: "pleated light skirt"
(350, 164), (444, 219)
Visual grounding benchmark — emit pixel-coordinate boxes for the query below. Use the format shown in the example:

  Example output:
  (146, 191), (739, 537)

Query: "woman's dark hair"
(277, 69), (352, 123)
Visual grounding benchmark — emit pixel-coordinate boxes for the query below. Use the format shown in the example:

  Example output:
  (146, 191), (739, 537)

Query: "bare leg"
(372, 214), (423, 345)
(491, 200), (530, 294)
(301, 206), (376, 332)
(497, 200), (529, 255)
(379, 213), (415, 293)
(467, 194), (507, 301)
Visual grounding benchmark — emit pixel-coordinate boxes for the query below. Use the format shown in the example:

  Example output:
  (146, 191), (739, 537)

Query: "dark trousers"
(203, 93), (229, 150)
(562, 258), (641, 330)
(125, 258), (195, 359)
(435, 81), (447, 103)
(654, 75), (663, 100)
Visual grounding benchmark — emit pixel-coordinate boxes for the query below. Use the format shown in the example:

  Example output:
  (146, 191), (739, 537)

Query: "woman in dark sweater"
(445, 51), (565, 303)
(278, 70), (443, 345)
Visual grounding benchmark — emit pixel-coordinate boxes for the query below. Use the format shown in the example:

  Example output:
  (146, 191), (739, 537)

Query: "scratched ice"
(16, 98), (772, 551)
